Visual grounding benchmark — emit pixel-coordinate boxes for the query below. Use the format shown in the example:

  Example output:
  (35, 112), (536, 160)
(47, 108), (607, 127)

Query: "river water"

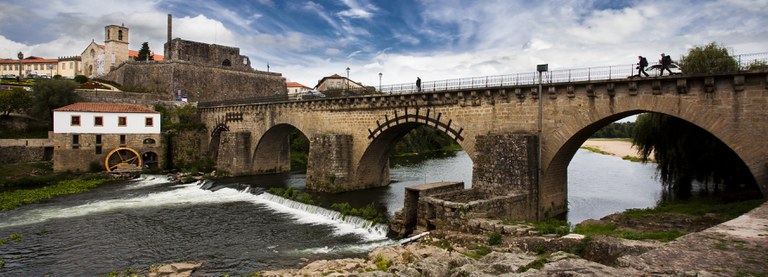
(0, 149), (661, 275)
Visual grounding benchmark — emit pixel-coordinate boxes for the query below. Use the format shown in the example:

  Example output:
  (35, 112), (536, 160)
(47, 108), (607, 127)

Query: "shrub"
(74, 75), (88, 83)
(488, 232), (502, 245)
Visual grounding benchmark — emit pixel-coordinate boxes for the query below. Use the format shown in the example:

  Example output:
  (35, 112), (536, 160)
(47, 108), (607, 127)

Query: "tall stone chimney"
(167, 14), (172, 44)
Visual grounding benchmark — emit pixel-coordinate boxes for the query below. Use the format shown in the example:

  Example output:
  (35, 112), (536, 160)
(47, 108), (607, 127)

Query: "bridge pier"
(306, 134), (355, 192)
(216, 131), (252, 176)
(470, 133), (539, 220)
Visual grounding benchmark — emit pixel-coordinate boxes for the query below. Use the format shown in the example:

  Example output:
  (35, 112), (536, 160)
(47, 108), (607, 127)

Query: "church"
(80, 24), (163, 77)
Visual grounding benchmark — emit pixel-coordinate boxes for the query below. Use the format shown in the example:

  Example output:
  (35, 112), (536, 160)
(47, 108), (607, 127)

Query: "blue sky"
(1, 0), (766, 88)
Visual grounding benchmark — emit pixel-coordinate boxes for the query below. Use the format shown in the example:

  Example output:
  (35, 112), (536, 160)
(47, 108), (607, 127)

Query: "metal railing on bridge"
(199, 52), (767, 107)
(379, 51), (768, 94)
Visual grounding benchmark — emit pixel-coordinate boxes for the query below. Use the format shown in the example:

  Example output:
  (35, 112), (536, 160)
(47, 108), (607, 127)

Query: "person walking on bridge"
(416, 77), (422, 92)
(637, 56), (649, 77)
(659, 53), (673, 76)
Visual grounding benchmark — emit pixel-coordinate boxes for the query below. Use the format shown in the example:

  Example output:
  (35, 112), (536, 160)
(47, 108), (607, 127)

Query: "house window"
(118, 116), (127, 126)
(94, 116), (103, 126)
(71, 115), (80, 126)
(145, 117), (153, 127)
(120, 135), (126, 146)
(72, 135), (79, 149)
(143, 138), (156, 144)
(95, 135), (102, 145)
(95, 146), (102, 154)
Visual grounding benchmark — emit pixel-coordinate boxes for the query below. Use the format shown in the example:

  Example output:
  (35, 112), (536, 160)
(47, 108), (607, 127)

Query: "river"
(0, 149), (661, 275)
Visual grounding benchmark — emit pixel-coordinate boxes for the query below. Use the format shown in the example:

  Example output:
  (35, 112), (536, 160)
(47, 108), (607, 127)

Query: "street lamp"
(17, 51), (23, 81)
(378, 72), (382, 93)
(345, 67), (350, 94)
(536, 63), (547, 220)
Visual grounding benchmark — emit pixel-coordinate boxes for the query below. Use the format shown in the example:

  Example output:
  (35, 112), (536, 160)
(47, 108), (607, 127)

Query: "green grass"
(518, 255), (548, 272)
(530, 218), (570, 236)
(572, 224), (686, 242)
(0, 178), (108, 211)
(623, 197), (765, 220)
(621, 155), (644, 162)
(464, 244), (492, 259)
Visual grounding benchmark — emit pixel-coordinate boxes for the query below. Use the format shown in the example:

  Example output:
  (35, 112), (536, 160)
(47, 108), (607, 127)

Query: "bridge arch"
(252, 123), (308, 174)
(209, 123), (230, 162)
(356, 110), (471, 189)
(541, 109), (764, 218)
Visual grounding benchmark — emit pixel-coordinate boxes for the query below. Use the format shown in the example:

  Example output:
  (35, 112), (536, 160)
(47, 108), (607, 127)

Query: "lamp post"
(378, 72), (382, 93)
(536, 63), (547, 220)
(17, 51), (23, 81)
(345, 67), (350, 94)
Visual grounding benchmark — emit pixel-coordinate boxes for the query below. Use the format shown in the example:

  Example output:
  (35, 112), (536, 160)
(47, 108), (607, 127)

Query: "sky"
(1, 0), (766, 88)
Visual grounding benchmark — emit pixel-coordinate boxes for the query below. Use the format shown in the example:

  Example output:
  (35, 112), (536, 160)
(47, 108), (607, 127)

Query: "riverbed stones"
(148, 262), (202, 277)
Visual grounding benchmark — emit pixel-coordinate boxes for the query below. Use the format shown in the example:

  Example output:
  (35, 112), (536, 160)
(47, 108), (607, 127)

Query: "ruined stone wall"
(0, 146), (49, 163)
(164, 39), (250, 70)
(106, 61), (286, 103)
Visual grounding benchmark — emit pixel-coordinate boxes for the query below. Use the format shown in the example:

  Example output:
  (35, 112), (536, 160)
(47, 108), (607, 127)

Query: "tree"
(633, 113), (756, 200)
(0, 88), (33, 117)
(29, 79), (80, 121)
(679, 42), (739, 74)
(136, 42), (154, 61)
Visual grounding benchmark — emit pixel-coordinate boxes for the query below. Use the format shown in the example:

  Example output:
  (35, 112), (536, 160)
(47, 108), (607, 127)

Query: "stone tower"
(104, 24), (130, 70)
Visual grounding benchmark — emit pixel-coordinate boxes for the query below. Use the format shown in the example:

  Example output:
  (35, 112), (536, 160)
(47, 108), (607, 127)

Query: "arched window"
(143, 138), (156, 144)
(222, 59), (231, 66)
(118, 30), (123, 41)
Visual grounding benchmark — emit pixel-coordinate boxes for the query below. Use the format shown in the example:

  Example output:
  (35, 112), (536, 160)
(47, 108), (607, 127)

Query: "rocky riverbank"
(259, 201), (768, 276)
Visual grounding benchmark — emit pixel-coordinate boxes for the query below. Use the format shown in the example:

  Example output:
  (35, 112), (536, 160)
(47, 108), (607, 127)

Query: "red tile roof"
(286, 82), (309, 88)
(128, 50), (164, 61)
(54, 102), (159, 114)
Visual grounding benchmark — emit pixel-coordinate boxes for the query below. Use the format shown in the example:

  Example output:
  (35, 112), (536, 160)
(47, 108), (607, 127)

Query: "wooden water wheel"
(105, 147), (142, 172)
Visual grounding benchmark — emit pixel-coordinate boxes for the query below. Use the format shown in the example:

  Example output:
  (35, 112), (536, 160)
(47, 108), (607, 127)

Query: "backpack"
(640, 57), (648, 67)
(662, 55), (672, 65)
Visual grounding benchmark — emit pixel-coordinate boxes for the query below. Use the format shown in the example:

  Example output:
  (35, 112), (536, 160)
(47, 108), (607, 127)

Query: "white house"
(53, 102), (161, 134)
(51, 102), (162, 172)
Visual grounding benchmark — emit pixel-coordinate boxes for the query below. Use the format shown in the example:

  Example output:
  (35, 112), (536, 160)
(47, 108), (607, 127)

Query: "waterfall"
(257, 192), (390, 240)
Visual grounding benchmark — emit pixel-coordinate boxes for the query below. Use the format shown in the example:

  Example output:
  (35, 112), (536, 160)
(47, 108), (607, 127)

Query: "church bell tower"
(103, 24), (130, 70)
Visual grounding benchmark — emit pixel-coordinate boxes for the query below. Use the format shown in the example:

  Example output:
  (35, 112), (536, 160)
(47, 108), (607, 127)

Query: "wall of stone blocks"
(106, 61), (286, 103)
(167, 129), (209, 170)
(306, 134), (353, 192)
(52, 133), (163, 172)
(0, 146), (49, 164)
(215, 131), (252, 176)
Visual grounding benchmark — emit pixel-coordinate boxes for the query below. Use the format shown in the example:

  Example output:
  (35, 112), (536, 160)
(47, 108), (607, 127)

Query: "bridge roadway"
(200, 71), (768, 220)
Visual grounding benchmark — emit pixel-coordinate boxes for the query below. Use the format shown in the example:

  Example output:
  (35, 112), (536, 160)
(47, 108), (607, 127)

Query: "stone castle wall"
(164, 39), (251, 70)
(105, 61), (286, 103)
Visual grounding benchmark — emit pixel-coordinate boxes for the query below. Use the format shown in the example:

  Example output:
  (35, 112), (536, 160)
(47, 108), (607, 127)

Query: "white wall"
(53, 111), (161, 134)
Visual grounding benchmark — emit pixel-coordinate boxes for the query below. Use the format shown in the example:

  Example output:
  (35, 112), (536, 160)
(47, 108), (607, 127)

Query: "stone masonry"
(200, 71), (768, 221)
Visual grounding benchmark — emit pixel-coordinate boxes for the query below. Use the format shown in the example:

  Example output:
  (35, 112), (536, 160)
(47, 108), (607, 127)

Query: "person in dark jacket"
(659, 53), (673, 76)
(637, 56), (649, 77)
(416, 77), (421, 92)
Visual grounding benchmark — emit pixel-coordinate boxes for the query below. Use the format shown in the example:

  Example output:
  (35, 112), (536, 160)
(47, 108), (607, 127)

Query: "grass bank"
(0, 177), (109, 211)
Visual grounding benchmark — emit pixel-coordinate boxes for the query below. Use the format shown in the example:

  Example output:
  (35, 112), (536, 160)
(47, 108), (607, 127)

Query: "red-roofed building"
(286, 82), (311, 100)
(51, 102), (162, 172)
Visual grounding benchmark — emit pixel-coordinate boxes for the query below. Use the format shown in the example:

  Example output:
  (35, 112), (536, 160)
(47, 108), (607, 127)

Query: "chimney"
(167, 14), (172, 45)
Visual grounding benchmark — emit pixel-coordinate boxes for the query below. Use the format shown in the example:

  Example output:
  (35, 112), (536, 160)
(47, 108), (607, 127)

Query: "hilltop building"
(315, 74), (370, 96)
(80, 24), (163, 77)
(287, 82), (311, 100)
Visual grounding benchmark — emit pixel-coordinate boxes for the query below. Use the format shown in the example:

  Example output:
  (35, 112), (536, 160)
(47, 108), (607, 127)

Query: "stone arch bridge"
(199, 71), (768, 220)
